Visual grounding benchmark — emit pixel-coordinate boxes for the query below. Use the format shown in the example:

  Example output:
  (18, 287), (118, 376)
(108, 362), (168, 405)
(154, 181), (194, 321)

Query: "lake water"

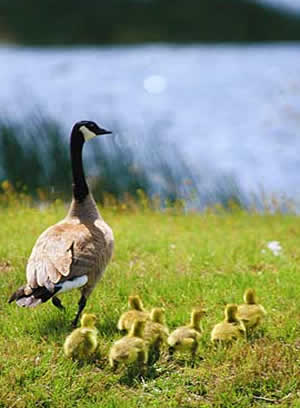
(1, 44), (300, 208)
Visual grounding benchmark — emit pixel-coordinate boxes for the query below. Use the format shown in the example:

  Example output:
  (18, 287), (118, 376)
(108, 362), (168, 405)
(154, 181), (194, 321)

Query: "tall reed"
(0, 114), (248, 209)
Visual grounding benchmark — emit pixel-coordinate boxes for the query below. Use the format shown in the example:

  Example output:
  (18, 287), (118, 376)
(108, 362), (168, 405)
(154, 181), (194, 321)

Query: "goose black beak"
(97, 128), (112, 135)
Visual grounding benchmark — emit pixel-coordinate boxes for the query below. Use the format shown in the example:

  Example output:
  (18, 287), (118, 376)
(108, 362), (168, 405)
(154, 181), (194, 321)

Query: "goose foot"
(52, 296), (65, 311)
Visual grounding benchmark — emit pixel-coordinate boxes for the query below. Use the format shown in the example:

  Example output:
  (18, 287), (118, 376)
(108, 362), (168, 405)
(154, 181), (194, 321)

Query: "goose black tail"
(8, 285), (60, 308)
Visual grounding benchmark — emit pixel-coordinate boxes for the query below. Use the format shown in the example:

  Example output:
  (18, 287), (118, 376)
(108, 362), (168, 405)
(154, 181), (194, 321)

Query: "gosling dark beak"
(97, 128), (112, 135)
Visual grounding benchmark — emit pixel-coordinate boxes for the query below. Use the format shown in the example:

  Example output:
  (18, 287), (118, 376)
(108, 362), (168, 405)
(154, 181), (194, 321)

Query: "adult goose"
(9, 121), (114, 326)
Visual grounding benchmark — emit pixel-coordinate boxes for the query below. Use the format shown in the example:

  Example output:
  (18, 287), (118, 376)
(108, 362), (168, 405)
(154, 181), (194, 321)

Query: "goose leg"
(52, 296), (65, 311)
(71, 295), (87, 327)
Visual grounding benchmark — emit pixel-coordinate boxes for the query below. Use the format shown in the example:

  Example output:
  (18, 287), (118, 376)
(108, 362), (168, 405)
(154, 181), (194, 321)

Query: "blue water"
(1, 44), (300, 207)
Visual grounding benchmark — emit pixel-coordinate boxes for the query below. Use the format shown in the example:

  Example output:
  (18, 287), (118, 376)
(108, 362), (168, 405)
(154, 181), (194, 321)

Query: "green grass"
(0, 203), (299, 407)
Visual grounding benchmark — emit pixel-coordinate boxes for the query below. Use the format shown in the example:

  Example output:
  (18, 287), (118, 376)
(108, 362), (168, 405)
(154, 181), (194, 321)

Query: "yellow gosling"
(117, 295), (149, 332)
(109, 320), (148, 370)
(64, 313), (98, 359)
(211, 304), (246, 343)
(167, 308), (206, 357)
(143, 308), (169, 354)
(237, 288), (266, 329)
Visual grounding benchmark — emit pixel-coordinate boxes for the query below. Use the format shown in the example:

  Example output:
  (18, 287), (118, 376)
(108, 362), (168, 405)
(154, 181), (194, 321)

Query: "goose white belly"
(56, 275), (88, 294)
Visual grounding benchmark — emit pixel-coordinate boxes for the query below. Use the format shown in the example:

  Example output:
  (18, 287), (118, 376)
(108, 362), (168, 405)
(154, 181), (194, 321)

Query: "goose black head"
(73, 120), (112, 142)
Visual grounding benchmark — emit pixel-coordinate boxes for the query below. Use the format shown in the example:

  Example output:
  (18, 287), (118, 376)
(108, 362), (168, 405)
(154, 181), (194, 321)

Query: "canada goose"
(109, 319), (148, 370)
(9, 121), (114, 326)
(237, 288), (266, 329)
(143, 307), (169, 354)
(167, 308), (206, 357)
(64, 313), (98, 359)
(211, 304), (246, 343)
(117, 295), (149, 332)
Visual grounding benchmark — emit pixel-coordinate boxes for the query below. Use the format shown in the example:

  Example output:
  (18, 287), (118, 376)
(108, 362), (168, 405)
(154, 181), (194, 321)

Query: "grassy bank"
(0, 202), (299, 407)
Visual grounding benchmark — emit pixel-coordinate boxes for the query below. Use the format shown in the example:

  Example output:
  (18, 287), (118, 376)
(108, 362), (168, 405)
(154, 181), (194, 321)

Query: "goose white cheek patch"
(80, 125), (96, 141)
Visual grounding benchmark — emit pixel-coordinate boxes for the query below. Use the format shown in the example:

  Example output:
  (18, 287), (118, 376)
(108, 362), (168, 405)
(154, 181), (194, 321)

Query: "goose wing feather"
(26, 221), (111, 289)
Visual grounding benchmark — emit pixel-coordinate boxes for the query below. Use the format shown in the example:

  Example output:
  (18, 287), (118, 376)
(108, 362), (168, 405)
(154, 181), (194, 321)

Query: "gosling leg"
(110, 359), (119, 371)
(190, 341), (198, 367)
(137, 350), (148, 375)
(167, 346), (175, 360)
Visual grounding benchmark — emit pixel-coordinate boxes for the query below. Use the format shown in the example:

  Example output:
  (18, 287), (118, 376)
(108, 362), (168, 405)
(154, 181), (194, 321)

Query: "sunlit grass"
(0, 202), (299, 407)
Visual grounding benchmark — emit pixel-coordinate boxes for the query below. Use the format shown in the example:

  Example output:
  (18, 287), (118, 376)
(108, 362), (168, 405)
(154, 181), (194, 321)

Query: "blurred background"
(0, 0), (300, 209)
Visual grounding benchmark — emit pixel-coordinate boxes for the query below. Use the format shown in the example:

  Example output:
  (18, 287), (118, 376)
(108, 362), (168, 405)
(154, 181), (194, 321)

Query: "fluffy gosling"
(64, 313), (98, 359)
(167, 308), (206, 357)
(143, 308), (169, 356)
(237, 288), (266, 329)
(109, 320), (148, 370)
(117, 295), (149, 332)
(211, 304), (246, 343)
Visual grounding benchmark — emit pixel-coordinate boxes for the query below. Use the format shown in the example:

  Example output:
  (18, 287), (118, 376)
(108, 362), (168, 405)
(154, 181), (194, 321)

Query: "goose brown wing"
(26, 222), (98, 289)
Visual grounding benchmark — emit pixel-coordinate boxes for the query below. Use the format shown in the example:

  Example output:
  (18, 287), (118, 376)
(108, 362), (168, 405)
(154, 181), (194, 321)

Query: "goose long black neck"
(70, 129), (89, 202)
